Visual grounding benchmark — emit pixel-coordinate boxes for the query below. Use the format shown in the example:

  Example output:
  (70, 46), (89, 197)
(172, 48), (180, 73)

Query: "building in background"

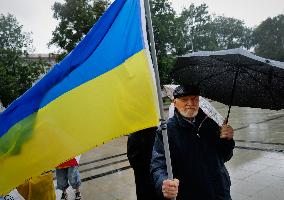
(0, 100), (4, 112)
(25, 53), (57, 86)
(25, 53), (57, 72)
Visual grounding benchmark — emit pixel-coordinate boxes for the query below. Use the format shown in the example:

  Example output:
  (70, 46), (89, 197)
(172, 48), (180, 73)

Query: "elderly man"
(151, 85), (234, 200)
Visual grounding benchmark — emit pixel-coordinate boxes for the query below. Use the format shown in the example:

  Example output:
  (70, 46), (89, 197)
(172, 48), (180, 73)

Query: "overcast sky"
(0, 0), (283, 53)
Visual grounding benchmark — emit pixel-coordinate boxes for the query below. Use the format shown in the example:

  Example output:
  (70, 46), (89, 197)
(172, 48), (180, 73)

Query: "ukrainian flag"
(0, 0), (159, 194)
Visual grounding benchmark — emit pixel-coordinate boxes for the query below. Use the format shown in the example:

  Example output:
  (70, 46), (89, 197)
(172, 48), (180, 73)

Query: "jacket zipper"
(196, 116), (209, 138)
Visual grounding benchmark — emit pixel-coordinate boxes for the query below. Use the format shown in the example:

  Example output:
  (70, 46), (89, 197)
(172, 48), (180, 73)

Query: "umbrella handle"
(226, 67), (240, 123)
(225, 107), (231, 124)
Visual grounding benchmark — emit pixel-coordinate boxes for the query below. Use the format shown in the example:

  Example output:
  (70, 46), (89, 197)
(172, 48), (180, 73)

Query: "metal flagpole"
(143, 0), (175, 199)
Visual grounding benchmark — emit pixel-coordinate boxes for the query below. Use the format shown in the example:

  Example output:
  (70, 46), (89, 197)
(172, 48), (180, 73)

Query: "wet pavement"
(5, 101), (284, 200)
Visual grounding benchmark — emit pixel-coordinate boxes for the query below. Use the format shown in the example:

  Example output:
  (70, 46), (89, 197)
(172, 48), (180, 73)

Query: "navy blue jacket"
(151, 109), (234, 200)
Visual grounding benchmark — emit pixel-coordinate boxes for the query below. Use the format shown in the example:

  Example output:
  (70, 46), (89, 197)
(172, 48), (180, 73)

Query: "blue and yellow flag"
(0, 0), (159, 194)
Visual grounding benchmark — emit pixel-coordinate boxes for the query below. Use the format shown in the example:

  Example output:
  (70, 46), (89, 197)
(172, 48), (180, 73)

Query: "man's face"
(174, 95), (199, 119)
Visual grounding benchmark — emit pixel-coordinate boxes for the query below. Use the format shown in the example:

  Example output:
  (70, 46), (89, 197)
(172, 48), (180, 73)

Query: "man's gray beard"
(179, 109), (198, 119)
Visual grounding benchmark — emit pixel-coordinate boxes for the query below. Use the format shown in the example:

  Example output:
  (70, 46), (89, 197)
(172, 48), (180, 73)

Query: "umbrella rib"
(245, 65), (284, 79)
(174, 61), (229, 74)
(241, 68), (278, 92)
(173, 67), (231, 83)
(241, 68), (278, 108)
(212, 56), (283, 79)
(198, 68), (233, 84)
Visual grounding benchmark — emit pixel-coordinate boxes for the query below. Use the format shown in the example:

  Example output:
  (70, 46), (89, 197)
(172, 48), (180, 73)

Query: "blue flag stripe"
(0, 0), (144, 137)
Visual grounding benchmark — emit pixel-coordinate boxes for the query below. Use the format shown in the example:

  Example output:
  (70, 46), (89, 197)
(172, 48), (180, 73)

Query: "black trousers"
(132, 165), (157, 200)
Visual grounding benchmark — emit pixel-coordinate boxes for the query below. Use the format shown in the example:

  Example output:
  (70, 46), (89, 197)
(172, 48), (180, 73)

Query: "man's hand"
(162, 178), (179, 199)
(220, 124), (234, 140)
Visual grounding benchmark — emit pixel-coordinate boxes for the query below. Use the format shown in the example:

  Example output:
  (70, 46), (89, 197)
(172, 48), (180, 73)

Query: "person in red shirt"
(56, 157), (82, 200)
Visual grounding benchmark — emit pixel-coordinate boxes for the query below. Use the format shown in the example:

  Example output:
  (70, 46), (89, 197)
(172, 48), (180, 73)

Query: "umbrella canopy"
(172, 48), (284, 113)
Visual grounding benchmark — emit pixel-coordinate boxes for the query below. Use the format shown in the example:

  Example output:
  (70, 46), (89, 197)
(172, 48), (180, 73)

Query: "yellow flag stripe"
(0, 49), (159, 194)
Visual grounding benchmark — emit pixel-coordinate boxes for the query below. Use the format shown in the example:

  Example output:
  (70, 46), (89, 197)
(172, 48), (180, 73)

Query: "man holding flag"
(151, 85), (235, 199)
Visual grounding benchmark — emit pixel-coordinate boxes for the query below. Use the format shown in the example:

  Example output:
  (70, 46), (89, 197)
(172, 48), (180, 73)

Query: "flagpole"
(144, 0), (175, 195)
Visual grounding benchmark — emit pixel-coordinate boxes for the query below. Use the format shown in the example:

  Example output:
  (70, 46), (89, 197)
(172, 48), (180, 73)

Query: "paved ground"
(5, 101), (284, 200)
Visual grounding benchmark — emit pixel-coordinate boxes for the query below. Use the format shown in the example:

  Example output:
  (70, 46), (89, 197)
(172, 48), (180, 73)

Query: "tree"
(150, 0), (179, 84)
(253, 14), (284, 61)
(0, 14), (45, 107)
(177, 4), (215, 53)
(175, 5), (254, 54)
(49, 0), (109, 59)
(211, 16), (253, 50)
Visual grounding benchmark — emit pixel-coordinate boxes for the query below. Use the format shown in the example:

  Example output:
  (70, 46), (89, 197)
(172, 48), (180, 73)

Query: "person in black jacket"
(151, 85), (235, 200)
(127, 127), (158, 200)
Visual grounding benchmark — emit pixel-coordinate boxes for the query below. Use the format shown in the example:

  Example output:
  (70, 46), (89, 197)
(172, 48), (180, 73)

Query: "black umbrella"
(172, 48), (284, 121)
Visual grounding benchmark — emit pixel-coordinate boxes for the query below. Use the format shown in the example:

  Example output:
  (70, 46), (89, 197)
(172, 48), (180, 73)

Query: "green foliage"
(211, 16), (253, 50)
(253, 14), (284, 61)
(150, 0), (176, 56)
(150, 0), (179, 84)
(178, 4), (214, 53)
(177, 5), (253, 53)
(0, 14), (45, 107)
(49, 0), (109, 59)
